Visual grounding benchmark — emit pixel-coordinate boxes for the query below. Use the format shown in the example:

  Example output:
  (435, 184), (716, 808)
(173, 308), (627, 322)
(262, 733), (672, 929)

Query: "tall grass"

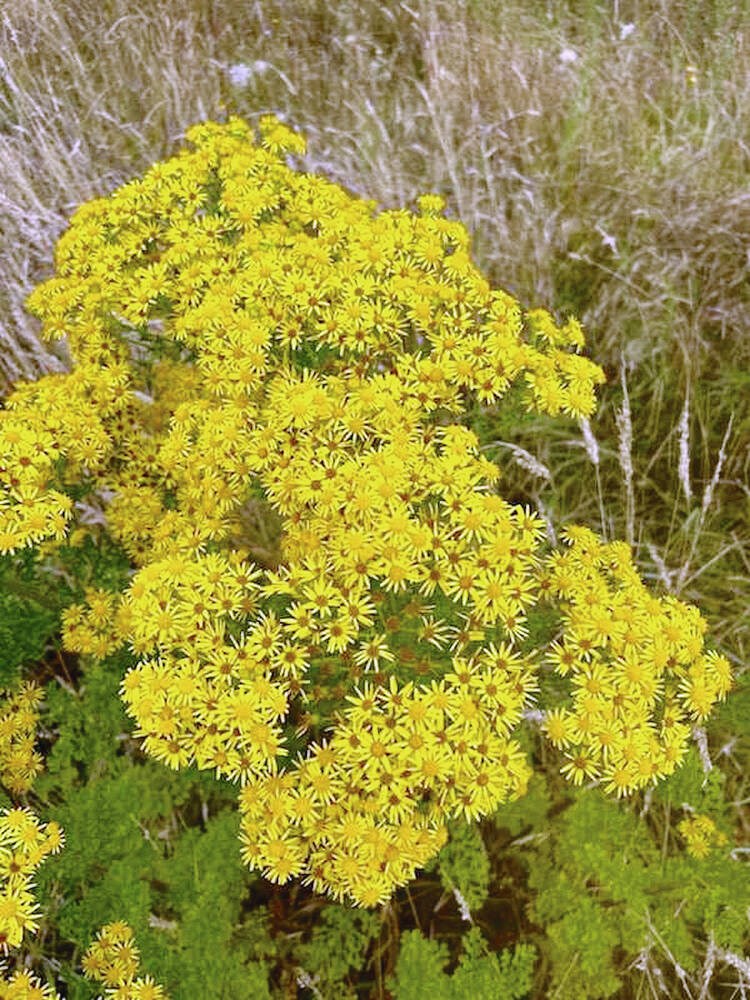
(1, 0), (748, 993)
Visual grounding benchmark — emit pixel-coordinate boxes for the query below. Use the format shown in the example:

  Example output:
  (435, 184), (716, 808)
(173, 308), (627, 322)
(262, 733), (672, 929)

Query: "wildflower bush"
(0, 806), (64, 951)
(81, 921), (168, 999)
(0, 685), (46, 797)
(0, 113), (741, 995)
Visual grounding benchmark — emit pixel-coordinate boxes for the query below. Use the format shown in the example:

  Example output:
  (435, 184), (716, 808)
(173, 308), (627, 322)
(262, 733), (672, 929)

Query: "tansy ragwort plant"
(0, 116), (732, 907)
(0, 807), (64, 952)
(0, 684), (64, 963)
(0, 683), (46, 798)
(82, 921), (169, 1000)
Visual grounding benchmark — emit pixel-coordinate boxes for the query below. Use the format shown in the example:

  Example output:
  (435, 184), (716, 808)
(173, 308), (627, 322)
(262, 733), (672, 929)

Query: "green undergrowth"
(388, 928), (535, 1000)
(0, 379), (745, 996)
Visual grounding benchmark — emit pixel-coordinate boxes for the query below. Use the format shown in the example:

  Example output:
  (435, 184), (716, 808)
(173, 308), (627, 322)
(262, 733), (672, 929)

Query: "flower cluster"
(82, 922), (169, 1000)
(239, 663), (534, 905)
(0, 967), (61, 1000)
(0, 808), (64, 951)
(0, 684), (45, 796)
(61, 588), (125, 661)
(0, 393), (74, 557)
(0, 115), (731, 905)
(678, 813), (729, 860)
(539, 527), (732, 795)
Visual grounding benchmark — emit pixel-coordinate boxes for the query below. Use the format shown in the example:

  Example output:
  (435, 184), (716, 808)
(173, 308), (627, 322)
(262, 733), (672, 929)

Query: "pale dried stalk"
(615, 364), (635, 547)
(533, 495), (557, 546)
(700, 939), (750, 1000)
(677, 386), (692, 503)
(579, 417), (608, 538)
(676, 413), (734, 592)
(481, 440), (551, 480)
(579, 417), (600, 466)
(646, 542), (675, 590)
(453, 887), (473, 924)
(692, 726), (713, 774)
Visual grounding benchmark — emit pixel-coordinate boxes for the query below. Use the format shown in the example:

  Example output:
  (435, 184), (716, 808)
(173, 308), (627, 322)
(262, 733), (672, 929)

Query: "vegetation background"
(0, 0), (748, 996)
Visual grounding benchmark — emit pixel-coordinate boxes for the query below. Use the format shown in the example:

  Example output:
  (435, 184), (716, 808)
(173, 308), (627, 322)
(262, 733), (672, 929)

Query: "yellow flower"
(259, 833), (307, 883)
(0, 887), (39, 947)
(340, 592), (377, 630)
(560, 750), (600, 786)
(571, 662), (615, 698)
(297, 759), (342, 806)
(600, 760), (638, 797)
(300, 577), (340, 620)
(417, 194), (446, 216)
(130, 975), (169, 1000)
(271, 642), (310, 678)
(352, 633), (395, 671)
(0, 969), (62, 999)
(541, 708), (577, 749)
(678, 813), (728, 859)
(142, 735), (193, 770)
(442, 559), (483, 606)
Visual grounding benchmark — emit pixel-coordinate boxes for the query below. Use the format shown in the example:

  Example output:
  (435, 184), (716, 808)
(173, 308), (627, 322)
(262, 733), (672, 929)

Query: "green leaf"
(437, 820), (491, 912)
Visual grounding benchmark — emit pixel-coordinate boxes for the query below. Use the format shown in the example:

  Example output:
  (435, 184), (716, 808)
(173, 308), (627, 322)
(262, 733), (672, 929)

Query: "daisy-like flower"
(443, 612), (486, 654)
(300, 576), (340, 619)
(442, 559), (482, 606)
(559, 750), (600, 786)
(352, 632), (395, 671)
(6, 112), (731, 911)
(600, 760), (638, 798)
(0, 969), (62, 999)
(259, 832), (307, 883)
(272, 641), (311, 678)
(142, 734), (193, 770)
(572, 661), (617, 699)
(541, 707), (578, 749)
(413, 559), (450, 597)
(379, 552), (414, 593)
(416, 613), (451, 650)
(337, 593), (376, 633)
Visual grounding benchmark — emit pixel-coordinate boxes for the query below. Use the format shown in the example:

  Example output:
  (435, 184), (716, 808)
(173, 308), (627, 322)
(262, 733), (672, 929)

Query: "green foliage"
(686, 853), (750, 953)
(35, 761), (185, 945)
(652, 747), (732, 853)
(149, 809), (270, 1000)
(0, 552), (63, 688)
(453, 930), (535, 1000)
(710, 669), (750, 734)
(35, 749), (269, 999)
(389, 932), (449, 1000)
(32, 650), (267, 999)
(35, 653), (134, 793)
(524, 786), (750, 998)
(389, 927), (535, 1000)
(0, 529), (130, 691)
(295, 904), (379, 998)
(50, 529), (132, 598)
(232, 907), (277, 965)
(494, 772), (551, 838)
(543, 895), (623, 999)
(437, 821), (491, 912)
(527, 791), (655, 998)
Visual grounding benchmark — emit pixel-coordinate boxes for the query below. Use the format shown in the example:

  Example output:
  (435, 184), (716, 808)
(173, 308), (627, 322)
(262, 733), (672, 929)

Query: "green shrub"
(389, 927), (535, 1000)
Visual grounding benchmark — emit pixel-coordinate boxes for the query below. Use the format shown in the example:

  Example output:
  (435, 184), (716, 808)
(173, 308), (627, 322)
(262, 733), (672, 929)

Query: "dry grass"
(1, 0), (749, 994)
